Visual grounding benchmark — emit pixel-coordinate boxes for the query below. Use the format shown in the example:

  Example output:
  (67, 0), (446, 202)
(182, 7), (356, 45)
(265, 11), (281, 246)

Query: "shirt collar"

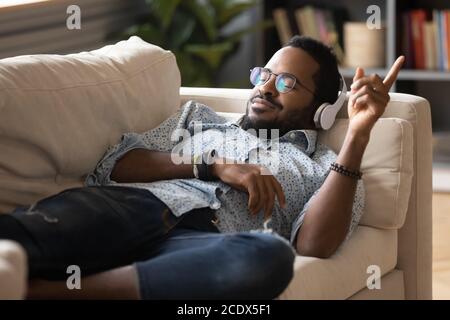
(230, 121), (318, 156)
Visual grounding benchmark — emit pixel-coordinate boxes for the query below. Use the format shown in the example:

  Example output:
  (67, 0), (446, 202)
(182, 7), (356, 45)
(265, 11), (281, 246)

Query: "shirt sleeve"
(85, 100), (223, 186)
(290, 178), (365, 246)
(85, 132), (149, 186)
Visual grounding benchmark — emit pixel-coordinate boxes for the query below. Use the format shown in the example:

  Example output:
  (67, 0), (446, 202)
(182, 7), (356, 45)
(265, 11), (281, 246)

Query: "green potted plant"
(121, 0), (273, 87)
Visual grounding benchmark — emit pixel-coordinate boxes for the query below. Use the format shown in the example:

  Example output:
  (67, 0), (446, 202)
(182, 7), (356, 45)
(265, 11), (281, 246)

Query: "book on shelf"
(424, 22), (437, 69)
(442, 10), (449, 70)
(402, 9), (450, 70)
(270, 5), (346, 63)
(411, 10), (426, 70)
(293, 5), (344, 63)
(295, 6), (320, 41)
(402, 12), (415, 69)
(273, 8), (292, 46)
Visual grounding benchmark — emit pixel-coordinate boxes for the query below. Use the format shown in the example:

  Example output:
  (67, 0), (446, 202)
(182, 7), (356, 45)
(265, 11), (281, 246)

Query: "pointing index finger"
(383, 56), (405, 90)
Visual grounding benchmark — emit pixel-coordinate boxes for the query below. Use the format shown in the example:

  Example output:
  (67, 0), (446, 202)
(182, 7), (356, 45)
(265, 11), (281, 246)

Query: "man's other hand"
(211, 159), (286, 220)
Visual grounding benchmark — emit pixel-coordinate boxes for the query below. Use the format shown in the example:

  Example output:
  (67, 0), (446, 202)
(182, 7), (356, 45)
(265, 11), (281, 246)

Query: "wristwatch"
(192, 149), (217, 181)
(192, 153), (202, 179)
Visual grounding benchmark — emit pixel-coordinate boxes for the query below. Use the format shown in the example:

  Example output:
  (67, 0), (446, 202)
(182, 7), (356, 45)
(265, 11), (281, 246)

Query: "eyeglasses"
(249, 67), (316, 96)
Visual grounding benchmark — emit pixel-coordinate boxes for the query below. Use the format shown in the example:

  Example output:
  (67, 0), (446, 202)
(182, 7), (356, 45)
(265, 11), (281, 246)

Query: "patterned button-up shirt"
(86, 101), (364, 245)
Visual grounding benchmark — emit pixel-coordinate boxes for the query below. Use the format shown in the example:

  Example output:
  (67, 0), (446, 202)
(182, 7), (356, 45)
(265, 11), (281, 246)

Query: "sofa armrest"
(0, 240), (27, 299)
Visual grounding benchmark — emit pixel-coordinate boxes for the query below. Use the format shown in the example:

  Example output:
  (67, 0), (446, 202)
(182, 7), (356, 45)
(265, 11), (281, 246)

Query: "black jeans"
(1, 186), (214, 279)
(0, 186), (295, 299)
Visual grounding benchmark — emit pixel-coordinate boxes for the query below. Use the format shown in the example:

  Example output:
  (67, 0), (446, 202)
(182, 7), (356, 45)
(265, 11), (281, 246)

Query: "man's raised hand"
(347, 56), (405, 137)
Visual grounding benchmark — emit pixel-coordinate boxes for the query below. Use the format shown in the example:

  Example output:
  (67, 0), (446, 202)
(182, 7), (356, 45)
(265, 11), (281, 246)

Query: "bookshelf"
(264, 0), (450, 82)
(263, 0), (450, 188)
(339, 68), (450, 81)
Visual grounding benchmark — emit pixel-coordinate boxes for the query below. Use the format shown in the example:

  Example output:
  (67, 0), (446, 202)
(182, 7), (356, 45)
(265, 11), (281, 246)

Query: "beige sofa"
(180, 88), (433, 300)
(0, 37), (432, 299)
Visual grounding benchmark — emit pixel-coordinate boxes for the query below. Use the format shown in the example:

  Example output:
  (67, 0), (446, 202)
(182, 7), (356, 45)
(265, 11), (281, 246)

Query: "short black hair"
(285, 35), (340, 107)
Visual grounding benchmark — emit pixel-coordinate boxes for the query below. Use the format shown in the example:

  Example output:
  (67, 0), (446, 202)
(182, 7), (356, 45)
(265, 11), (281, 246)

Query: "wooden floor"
(433, 192), (450, 300)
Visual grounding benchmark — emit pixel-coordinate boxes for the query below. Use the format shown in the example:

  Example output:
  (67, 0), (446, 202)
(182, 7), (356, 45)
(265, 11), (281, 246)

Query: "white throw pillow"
(0, 36), (181, 213)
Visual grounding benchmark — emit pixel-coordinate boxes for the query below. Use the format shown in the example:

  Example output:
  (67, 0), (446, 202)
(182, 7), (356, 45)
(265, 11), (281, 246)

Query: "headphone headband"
(334, 75), (347, 111)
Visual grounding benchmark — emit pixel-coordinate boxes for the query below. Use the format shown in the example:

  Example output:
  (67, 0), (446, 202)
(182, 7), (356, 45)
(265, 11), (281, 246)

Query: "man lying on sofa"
(0, 36), (404, 299)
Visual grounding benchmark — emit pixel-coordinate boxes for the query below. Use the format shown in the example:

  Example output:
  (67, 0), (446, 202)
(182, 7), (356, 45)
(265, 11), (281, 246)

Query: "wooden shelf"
(339, 68), (388, 78)
(397, 70), (450, 81)
(340, 68), (450, 81)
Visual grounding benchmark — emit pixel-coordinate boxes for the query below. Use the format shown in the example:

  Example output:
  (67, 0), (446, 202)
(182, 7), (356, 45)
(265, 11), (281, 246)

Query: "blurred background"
(1, 0), (449, 299)
(0, 0), (268, 88)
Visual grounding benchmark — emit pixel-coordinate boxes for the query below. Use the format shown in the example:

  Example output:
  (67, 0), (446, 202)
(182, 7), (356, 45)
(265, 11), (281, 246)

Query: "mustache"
(249, 92), (282, 109)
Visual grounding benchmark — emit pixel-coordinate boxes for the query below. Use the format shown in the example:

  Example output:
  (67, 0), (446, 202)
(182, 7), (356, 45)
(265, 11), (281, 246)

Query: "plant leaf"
(219, 0), (258, 27)
(183, 0), (218, 42)
(185, 42), (234, 69)
(175, 51), (213, 86)
(209, 0), (226, 13)
(147, 0), (182, 30)
(226, 19), (274, 43)
(168, 11), (196, 50)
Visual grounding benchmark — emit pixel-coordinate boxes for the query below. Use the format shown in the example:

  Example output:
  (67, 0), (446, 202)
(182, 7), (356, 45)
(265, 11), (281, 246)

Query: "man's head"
(240, 35), (341, 135)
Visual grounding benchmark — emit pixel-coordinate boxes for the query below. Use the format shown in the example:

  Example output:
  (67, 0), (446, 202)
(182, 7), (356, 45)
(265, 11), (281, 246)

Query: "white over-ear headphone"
(313, 75), (347, 130)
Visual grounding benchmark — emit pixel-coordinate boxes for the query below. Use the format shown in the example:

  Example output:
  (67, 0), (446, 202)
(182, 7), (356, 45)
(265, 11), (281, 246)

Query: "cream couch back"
(0, 37), (180, 213)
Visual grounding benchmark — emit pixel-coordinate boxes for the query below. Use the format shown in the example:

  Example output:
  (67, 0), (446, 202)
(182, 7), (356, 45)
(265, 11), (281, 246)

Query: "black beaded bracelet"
(330, 162), (362, 180)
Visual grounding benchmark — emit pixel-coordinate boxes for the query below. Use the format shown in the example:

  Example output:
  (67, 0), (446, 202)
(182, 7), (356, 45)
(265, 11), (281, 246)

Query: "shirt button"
(210, 201), (220, 210)
(289, 132), (296, 139)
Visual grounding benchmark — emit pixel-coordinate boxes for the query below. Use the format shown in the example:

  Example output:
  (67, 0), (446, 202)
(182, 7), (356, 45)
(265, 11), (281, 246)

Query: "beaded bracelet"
(330, 162), (362, 180)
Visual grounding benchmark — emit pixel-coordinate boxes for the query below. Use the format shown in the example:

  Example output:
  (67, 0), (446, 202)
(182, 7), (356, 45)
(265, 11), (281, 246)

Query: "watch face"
(203, 149), (216, 165)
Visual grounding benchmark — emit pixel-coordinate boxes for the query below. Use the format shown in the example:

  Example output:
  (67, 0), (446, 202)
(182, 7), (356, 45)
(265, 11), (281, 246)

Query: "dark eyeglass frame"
(250, 67), (316, 97)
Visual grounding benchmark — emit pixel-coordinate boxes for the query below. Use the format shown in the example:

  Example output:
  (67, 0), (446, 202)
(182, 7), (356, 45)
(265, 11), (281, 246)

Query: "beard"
(239, 93), (316, 138)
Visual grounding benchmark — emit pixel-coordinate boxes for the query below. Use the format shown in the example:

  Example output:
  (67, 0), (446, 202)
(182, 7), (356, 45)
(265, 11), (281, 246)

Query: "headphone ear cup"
(313, 103), (328, 129)
(320, 104), (338, 130)
(312, 74), (347, 130)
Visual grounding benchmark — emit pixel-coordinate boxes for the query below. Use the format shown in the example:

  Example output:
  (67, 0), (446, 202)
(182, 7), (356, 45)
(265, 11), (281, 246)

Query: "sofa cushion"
(0, 36), (181, 213)
(349, 269), (405, 299)
(278, 226), (398, 299)
(320, 118), (414, 229)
